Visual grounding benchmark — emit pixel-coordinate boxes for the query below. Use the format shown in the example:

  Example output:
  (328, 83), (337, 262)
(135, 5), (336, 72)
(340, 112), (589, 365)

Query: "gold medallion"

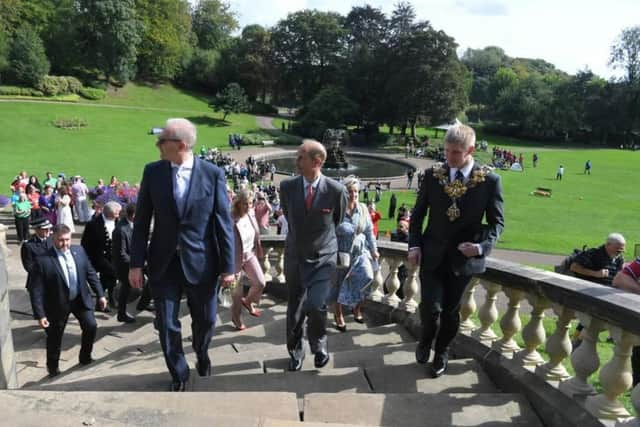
(446, 203), (460, 222)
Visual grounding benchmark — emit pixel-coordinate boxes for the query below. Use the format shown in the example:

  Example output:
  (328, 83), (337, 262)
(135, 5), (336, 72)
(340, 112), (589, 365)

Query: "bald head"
(296, 139), (326, 180)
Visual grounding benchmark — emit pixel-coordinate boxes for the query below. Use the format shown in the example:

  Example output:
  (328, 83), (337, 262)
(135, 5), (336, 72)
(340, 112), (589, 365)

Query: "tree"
(6, 24), (50, 87)
(610, 26), (640, 84)
(300, 85), (358, 128)
(135, 0), (194, 82)
(271, 10), (346, 103)
(77, 0), (141, 83)
(209, 82), (249, 121)
(0, 28), (9, 81)
(192, 0), (237, 50)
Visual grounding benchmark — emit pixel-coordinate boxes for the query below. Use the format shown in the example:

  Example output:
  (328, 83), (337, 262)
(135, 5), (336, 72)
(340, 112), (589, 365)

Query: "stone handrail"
(259, 236), (640, 425)
(0, 223), (18, 389)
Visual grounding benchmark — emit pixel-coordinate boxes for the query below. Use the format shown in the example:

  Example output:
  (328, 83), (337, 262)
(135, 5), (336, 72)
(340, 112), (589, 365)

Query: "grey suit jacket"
(280, 175), (347, 261)
(409, 162), (504, 276)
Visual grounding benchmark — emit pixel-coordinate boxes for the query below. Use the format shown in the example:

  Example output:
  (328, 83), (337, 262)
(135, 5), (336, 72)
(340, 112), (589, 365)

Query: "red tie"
(305, 184), (314, 210)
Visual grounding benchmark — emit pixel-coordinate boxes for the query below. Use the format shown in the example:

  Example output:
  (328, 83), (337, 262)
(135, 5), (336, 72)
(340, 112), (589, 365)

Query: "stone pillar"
(0, 227), (18, 389)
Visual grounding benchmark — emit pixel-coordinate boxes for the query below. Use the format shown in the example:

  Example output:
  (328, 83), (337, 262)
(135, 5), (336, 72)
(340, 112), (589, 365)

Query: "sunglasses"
(156, 138), (181, 146)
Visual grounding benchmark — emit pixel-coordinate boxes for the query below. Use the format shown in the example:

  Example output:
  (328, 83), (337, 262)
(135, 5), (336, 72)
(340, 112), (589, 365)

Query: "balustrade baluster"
(458, 279), (478, 335)
(559, 315), (604, 397)
(585, 328), (640, 420)
(368, 255), (386, 302)
(383, 256), (402, 306)
(514, 295), (549, 369)
(261, 247), (272, 282)
(492, 288), (524, 357)
(271, 247), (285, 284)
(471, 282), (501, 346)
(400, 261), (419, 313)
(535, 305), (574, 382)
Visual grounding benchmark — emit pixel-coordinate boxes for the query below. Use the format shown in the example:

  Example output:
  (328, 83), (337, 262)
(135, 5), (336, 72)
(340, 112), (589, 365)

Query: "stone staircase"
(3, 292), (544, 426)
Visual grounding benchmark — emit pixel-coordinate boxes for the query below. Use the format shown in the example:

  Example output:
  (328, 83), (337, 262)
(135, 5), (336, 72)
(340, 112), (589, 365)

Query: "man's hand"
(98, 297), (108, 311)
(408, 247), (421, 266)
(219, 274), (236, 288)
(38, 317), (49, 329)
(599, 269), (610, 278)
(458, 242), (480, 258)
(129, 267), (144, 289)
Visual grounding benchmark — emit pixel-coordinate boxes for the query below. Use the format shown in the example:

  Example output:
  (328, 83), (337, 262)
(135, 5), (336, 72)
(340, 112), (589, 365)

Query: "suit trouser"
(45, 297), (97, 371)
(151, 256), (218, 382)
(285, 257), (335, 360)
(419, 261), (472, 354)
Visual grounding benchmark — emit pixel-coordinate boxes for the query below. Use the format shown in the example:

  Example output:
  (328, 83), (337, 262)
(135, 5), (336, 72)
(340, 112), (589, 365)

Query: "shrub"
(79, 87), (106, 100)
(52, 117), (88, 129)
(37, 75), (64, 96)
(0, 85), (44, 96)
(65, 76), (83, 93)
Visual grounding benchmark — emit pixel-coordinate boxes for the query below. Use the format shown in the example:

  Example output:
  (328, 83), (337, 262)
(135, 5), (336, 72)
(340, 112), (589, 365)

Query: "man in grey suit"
(129, 118), (235, 391)
(408, 124), (504, 378)
(280, 139), (347, 371)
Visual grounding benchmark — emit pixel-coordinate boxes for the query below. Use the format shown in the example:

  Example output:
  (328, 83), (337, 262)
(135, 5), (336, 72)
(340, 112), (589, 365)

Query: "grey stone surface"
(303, 392), (543, 426)
(194, 367), (372, 396)
(0, 390), (300, 425)
(0, 241), (17, 389)
(364, 360), (497, 394)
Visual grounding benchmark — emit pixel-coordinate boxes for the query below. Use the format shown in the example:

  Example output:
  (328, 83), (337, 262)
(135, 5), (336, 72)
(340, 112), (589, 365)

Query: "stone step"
(303, 393), (544, 427)
(0, 390), (301, 425)
(193, 367), (372, 397)
(364, 360), (498, 393)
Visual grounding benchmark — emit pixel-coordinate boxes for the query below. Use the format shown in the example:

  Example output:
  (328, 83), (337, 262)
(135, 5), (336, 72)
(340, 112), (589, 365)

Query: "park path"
(255, 115), (276, 130)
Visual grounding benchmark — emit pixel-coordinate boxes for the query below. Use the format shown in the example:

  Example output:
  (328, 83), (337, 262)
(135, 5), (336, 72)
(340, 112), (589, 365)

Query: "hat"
(58, 173), (65, 178)
(30, 217), (52, 229)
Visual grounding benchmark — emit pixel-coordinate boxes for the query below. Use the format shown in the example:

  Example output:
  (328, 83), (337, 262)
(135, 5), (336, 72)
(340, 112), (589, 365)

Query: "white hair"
(103, 201), (122, 218)
(606, 233), (626, 245)
(164, 118), (197, 149)
(342, 175), (360, 191)
(444, 124), (476, 149)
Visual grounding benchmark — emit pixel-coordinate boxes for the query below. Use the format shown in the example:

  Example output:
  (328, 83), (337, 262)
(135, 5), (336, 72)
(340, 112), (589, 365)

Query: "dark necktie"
(63, 251), (78, 301)
(305, 184), (314, 210)
(455, 169), (464, 182)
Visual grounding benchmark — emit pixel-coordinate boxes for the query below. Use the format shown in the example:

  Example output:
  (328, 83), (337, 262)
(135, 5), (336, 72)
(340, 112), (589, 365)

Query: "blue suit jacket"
(29, 245), (104, 320)
(130, 157), (235, 286)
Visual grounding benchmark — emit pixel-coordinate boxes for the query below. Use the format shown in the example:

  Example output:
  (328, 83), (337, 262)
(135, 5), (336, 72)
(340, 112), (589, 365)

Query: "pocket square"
(321, 208), (331, 213)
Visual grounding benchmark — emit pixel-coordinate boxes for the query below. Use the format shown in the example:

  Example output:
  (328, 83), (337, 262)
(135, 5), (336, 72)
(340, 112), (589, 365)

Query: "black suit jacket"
(409, 162), (504, 276)
(81, 214), (116, 277)
(29, 245), (105, 320)
(20, 235), (52, 289)
(111, 219), (133, 279)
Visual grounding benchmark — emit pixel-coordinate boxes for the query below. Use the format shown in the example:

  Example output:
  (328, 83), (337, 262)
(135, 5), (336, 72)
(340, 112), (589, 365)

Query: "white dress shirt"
(172, 155), (194, 216)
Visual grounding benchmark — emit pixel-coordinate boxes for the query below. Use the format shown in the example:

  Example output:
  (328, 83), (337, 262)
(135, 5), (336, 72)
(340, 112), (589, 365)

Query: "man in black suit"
(408, 124), (504, 378)
(29, 224), (107, 377)
(81, 200), (121, 311)
(21, 217), (53, 291)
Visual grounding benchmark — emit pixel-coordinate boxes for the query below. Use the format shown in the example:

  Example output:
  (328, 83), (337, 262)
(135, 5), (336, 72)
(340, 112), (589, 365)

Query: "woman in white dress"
(56, 186), (75, 233)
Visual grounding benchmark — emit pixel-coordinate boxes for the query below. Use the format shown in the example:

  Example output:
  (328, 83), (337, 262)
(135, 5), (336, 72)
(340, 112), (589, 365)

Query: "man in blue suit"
(29, 224), (107, 377)
(129, 118), (235, 391)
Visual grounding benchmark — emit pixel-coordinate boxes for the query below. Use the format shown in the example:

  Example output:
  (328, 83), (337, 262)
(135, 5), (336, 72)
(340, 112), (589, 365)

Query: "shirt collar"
(304, 175), (321, 189)
(102, 214), (115, 224)
(450, 160), (475, 180)
(171, 155), (194, 170)
(55, 247), (70, 257)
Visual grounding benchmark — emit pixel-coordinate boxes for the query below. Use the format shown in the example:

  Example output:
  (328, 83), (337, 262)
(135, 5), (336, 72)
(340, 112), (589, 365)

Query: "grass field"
(2, 83), (638, 258)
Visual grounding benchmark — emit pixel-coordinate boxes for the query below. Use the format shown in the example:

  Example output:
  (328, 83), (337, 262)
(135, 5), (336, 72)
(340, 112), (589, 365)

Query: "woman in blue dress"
(333, 176), (379, 332)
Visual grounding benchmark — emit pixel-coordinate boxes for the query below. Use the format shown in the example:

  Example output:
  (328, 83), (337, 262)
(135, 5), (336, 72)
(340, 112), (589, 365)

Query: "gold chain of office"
(431, 163), (493, 221)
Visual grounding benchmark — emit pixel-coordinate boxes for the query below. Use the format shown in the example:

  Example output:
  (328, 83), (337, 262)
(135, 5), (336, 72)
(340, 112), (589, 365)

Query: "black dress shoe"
(136, 303), (155, 312)
(415, 343), (429, 364)
(48, 368), (60, 378)
(288, 355), (304, 371)
(431, 352), (448, 378)
(79, 357), (94, 366)
(117, 313), (136, 323)
(169, 380), (187, 392)
(196, 360), (211, 377)
(314, 351), (330, 368)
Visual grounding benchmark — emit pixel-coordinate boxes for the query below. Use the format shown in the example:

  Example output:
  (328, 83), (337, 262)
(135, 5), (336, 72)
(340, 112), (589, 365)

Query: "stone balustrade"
(0, 224), (18, 389)
(260, 236), (640, 424)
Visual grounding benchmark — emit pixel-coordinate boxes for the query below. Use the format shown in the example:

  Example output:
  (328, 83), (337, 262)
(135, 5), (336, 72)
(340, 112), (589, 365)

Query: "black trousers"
(14, 216), (29, 242)
(117, 272), (152, 315)
(45, 297), (97, 371)
(419, 261), (472, 354)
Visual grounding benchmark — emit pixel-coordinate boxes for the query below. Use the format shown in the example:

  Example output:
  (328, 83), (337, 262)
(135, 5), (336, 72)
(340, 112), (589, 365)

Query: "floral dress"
(335, 204), (378, 308)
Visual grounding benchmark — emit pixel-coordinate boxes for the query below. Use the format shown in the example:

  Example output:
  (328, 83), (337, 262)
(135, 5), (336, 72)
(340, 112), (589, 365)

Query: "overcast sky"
(226, 0), (640, 79)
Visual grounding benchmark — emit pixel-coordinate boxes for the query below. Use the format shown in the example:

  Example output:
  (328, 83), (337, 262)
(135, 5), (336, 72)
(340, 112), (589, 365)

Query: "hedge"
(79, 87), (106, 100)
(0, 85), (45, 96)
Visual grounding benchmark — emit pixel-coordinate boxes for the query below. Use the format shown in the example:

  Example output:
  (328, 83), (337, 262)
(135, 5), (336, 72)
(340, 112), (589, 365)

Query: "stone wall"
(0, 224), (18, 388)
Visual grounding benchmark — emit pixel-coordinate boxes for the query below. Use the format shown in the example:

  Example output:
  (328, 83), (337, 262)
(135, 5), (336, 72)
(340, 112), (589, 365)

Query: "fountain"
(322, 129), (349, 169)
